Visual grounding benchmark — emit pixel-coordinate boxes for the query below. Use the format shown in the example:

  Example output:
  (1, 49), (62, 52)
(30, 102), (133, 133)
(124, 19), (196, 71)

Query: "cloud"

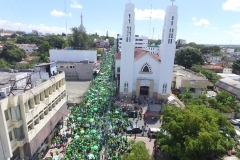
(0, 19), (70, 34)
(222, 0), (240, 11)
(50, 10), (72, 17)
(134, 8), (165, 20)
(193, 19), (210, 26)
(232, 24), (240, 29)
(193, 32), (200, 36)
(192, 17), (196, 21)
(70, 0), (83, 9)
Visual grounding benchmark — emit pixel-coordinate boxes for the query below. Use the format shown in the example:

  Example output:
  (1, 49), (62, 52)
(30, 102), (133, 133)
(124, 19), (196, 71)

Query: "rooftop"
(215, 77), (240, 96)
(202, 65), (223, 70)
(35, 62), (56, 67)
(176, 69), (207, 80)
(114, 48), (159, 61)
(217, 73), (240, 81)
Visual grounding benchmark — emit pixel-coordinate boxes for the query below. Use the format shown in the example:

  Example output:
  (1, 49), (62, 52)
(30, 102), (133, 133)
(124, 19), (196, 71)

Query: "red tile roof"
(115, 48), (160, 61)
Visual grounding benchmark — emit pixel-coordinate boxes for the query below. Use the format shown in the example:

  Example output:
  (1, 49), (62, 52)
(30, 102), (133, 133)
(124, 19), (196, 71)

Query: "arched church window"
(117, 67), (120, 72)
(124, 82), (128, 94)
(162, 83), (167, 93)
(141, 63), (152, 72)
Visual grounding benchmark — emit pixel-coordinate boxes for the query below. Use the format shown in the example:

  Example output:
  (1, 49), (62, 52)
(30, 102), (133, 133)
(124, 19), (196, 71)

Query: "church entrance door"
(140, 86), (149, 96)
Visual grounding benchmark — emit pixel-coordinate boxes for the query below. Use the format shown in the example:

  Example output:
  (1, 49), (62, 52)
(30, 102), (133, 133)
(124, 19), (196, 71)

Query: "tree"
(70, 27), (88, 50)
(122, 140), (152, 160)
(216, 92), (238, 112)
(10, 33), (18, 38)
(175, 48), (204, 69)
(157, 105), (236, 160)
(97, 48), (103, 55)
(38, 41), (51, 54)
(0, 42), (26, 62)
(45, 35), (65, 49)
(16, 36), (30, 44)
(232, 60), (240, 74)
(0, 59), (10, 68)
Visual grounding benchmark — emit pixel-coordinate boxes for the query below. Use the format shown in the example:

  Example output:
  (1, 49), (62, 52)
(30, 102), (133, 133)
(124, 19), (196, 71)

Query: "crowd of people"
(63, 47), (132, 160)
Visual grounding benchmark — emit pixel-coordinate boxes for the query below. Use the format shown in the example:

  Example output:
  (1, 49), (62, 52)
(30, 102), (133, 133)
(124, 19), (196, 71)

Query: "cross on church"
(171, 0), (175, 5)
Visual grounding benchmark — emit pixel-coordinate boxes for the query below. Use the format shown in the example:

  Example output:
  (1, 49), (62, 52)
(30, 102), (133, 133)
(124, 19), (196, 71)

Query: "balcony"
(16, 138), (26, 147)
(12, 119), (23, 128)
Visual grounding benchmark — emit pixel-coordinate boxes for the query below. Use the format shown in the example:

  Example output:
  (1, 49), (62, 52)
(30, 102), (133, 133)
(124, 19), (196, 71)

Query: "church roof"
(114, 48), (159, 61)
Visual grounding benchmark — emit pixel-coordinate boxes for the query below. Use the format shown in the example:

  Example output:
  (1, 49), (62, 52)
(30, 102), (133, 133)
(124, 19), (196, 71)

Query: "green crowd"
(64, 46), (132, 160)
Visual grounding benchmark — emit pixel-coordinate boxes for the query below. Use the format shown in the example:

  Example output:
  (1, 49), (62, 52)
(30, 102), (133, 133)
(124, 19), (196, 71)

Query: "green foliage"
(0, 59), (10, 68)
(175, 48), (204, 69)
(236, 152), (240, 158)
(122, 140), (152, 160)
(39, 152), (44, 158)
(0, 36), (7, 42)
(149, 39), (161, 45)
(200, 46), (221, 54)
(97, 48), (103, 55)
(191, 65), (221, 83)
(70, 27), (89, 49)
(16, 36), (31, 44)
(38, 41), (51, 54)
(45, 35), (65, 49)
(157, 105), (236, 160)
(232, 60), (240, 74)
(0, 42), (26, 62)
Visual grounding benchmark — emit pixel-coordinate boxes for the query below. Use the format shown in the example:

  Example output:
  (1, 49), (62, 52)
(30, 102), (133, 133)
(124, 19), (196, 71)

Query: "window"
(60, 66), (63, 68)
(172, 16), (174, 20)
(9, 131), (13, 141)
(124, 82), (128, 94)
(190, 88), (195, 92)
(117, 67), (120, 72)
(141, 63), (152, 72)
(11, 106), (22, 121)
(4, 110), (9, 121)
(168, 28), (174, 44)
(14, 126), (25, 141)
(162, 83), (167, 93)
(190, 80), (195, 84)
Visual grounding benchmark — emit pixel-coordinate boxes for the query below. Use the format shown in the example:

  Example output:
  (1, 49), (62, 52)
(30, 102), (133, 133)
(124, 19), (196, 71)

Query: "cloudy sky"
(0, 0), (240, 44)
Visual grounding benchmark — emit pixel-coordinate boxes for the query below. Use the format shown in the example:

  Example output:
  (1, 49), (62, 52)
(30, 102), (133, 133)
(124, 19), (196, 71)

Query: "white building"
(15, 44), (38, 54)
(0, 64), (67, 159)
(115, 2), (178, 99)
(227, 48), (235, 53)
(176, 39), (186, 45)
(117, 34), (148, 51)
(0, 29), (15, 36)
(148, 43), (159, 54)
(50, 49), (97, 62)
(205, 55), (222, 64)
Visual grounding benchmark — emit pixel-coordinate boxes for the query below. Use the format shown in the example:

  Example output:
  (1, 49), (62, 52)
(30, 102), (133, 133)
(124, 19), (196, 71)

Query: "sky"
(0, 0), (240, 44)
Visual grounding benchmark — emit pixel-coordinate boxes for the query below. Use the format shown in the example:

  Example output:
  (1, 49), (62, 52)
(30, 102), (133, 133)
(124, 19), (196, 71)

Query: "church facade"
(115, 2), (178, 99)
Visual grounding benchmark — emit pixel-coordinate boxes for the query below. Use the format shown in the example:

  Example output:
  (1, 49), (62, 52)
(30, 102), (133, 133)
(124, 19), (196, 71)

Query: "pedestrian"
(144, 122), (146, 127)
(62, 143), (65, 150)
(50, 150), (53, 157)
(149, 133), (152, 142)
(134, 133), (136, 140)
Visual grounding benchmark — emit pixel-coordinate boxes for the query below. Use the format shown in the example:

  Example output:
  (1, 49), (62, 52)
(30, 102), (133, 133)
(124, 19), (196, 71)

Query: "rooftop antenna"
(171, 0), (175, 5)
(152, 28), (154, 40)
(149, 4), (152, 39)
(64, 0), (68, 39)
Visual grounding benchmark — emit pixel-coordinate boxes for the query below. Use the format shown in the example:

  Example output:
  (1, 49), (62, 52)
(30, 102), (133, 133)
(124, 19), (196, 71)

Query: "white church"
(115, 2), (178, 99)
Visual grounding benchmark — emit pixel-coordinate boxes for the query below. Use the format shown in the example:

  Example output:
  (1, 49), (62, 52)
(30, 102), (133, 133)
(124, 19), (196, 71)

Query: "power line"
(15, 0), (27, 26)
(5, 0), (20, 23)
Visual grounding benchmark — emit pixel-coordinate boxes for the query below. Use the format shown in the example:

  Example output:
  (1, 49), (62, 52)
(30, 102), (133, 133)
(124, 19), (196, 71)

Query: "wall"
(175, 76), (208, 89)
(115, 60), (120, 78)
(76, 64), (93, 80)
(50, 50), (97, 62)
(133, 53), (160, 93)
(14, 73), (28, 88)
(50, 63), (57, 75)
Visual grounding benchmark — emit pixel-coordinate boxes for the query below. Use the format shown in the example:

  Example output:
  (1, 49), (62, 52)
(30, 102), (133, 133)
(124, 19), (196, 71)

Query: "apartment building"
(0, 63), (67, 160)
(15, 44), (38, 55)
(172, 66), (209, 98)
(117, 34), (148, 51)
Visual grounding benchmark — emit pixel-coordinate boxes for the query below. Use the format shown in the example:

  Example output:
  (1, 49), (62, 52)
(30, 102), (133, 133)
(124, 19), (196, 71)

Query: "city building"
(148, 43), (159, 54)
(204, 55), (222, 64)
(79, 13), (86, 32)
(176, 39), (186, 45)
(115, 2), (179, 99)
(94, 39), (110, 48)
(0, 29), (15, 36)
(172, 68), (209, 98)
(117, 34), (148, 52)
(202, 65), (224, 73)
(15, 44), (38, 55)
(49, 49), (97, 62)
(215, 77), (240, 100)
(0, 63), (67, 160)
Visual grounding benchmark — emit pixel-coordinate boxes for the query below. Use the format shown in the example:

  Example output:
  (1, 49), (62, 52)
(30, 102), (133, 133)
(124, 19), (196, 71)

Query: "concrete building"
(49, 49), (97, 62)
(148, 43), (159, 54)
(0, 63), (67, 160)
(226, 48), (235, 54)
(115, 2), (179, 99)
(205, 55), (222, 64)
(15, 44), (38, 55)
(202, 65), (224, 73)
(0, 29), (15, 36)
(56, 62), (93, 80)
(117, 34), (148, 51)
(215, 77), (240, 99)
(176, 39), (186, 45)
(173, 68), (209, 98)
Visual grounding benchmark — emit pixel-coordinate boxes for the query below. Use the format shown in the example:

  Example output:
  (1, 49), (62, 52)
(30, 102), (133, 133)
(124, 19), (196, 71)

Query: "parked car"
(147, 128), (160, 138)
(126, 124), (142, 134)
(230, 119), (240, 125)
(126, 110), (137, 118)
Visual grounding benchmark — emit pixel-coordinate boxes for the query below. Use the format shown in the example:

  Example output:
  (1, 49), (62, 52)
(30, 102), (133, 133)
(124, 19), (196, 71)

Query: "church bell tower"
(119, 3), (135, 98)
(158, 4), (178, 98)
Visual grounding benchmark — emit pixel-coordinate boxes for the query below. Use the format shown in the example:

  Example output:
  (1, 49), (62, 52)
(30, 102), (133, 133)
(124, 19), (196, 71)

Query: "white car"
(230, 119), (240, 125)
